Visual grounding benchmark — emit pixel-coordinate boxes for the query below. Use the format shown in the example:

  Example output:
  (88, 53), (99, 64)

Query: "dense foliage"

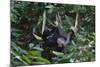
(11, 1), (95, 66)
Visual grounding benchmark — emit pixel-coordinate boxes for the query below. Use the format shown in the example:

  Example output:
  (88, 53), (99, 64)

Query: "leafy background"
(11, 0), (95, 66)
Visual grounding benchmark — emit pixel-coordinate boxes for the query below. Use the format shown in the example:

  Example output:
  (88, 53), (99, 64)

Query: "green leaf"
(21, 55), (32, 64)
(52, 51), (64, 57)
(29, 50), (40, 57)
(11, 13), (18, 22)
(29, 50), (50, 64)
(45, 5), (54, 9)
(36, 56), (51, 64)
(11, 28), (22, 32)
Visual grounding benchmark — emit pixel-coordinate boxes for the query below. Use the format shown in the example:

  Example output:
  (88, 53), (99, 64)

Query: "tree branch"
(33, 33), (42, 40)
(71, 12), (79, 33)
(42, 10), (46, 34)
(75, 12), (79, 30)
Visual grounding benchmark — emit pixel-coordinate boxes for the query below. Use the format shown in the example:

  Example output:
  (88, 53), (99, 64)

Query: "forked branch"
(71, 12), (79, 33)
